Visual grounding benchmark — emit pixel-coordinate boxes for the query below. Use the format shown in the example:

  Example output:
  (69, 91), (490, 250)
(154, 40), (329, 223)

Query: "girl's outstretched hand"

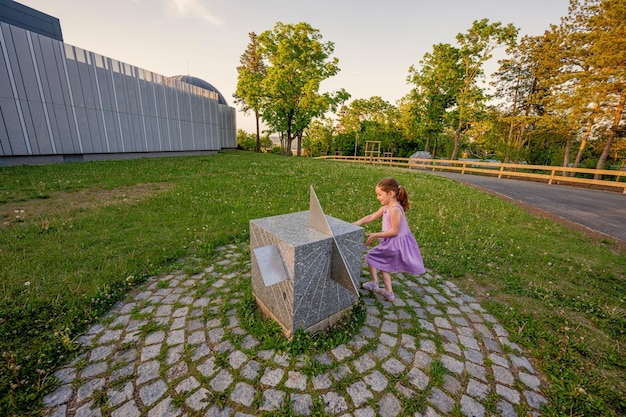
(365, 232), (378, 246)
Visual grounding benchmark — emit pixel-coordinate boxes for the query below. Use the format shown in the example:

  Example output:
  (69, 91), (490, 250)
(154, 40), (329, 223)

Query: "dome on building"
(170, 75), (228, 105)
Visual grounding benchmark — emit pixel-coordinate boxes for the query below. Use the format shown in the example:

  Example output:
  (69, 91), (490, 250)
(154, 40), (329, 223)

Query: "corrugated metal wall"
(0, 21), (236, 164)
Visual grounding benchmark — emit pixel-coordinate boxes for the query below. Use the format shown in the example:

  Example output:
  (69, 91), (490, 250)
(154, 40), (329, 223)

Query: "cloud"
(167, 0), (222, 25)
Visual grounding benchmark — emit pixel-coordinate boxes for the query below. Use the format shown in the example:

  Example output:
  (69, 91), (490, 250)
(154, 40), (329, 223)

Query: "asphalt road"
(429, 172), (626, 245)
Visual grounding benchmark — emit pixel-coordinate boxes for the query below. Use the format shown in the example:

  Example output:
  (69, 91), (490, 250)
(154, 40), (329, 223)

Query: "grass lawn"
(0, 151), (624, 416)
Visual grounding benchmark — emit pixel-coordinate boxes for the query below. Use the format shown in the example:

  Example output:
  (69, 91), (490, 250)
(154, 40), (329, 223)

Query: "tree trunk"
(594, 90), (625, 179)
(573, 101), (600, 173)
(451, 126), (461, 160)
(296, 133), (302, 156)
(255, 112), (261, 153)
(562, 131), (572, 175)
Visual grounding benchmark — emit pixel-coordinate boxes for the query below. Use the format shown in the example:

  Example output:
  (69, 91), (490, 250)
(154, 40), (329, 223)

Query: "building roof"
(170, 75), (228, 105)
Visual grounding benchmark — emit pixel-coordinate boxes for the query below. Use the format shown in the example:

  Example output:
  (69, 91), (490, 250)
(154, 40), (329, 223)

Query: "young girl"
(354, 177), (425, 301)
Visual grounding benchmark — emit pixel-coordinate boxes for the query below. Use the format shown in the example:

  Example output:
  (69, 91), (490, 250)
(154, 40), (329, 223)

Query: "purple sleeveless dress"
(365, 204), (425, 275)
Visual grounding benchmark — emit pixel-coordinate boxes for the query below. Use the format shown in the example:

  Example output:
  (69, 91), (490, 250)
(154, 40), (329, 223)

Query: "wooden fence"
(317, 155), (626, 194)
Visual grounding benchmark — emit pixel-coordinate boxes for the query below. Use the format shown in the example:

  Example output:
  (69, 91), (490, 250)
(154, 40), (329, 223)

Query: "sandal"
(362, 281), (379, 291)
(378, 290), (396, 302)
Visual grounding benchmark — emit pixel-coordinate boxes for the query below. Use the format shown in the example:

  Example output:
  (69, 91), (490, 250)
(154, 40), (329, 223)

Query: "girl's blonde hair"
(377, 177), (410, 211)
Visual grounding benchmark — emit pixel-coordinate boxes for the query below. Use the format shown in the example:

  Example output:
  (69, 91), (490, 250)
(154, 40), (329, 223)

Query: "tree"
(543, 0), (625, 176)
(407, 43), (462, 158)
(257, 22), (349, 156)
(234, 32), (266, 152)
(451, 19), (519, 160)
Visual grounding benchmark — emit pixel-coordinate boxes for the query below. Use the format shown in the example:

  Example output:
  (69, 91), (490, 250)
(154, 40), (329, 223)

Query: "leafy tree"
(451, 19), (519, 160)
(234, 32), (266, 152)
(335, 97), (400, 155)
(257, 22), (349, 156)
(407, 43), (462, 158)
(540, 0), (625, 176)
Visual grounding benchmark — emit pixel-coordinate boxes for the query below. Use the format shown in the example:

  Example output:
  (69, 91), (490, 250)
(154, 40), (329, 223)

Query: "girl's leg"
(368, 264), (379, 284)
(381, 271), (393, 294)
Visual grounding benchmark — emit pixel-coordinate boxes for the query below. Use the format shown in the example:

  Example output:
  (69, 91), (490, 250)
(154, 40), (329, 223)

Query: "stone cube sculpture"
(250, 186), (364, 337)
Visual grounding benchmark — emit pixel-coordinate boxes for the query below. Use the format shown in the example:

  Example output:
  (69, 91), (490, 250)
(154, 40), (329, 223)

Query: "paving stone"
(414, 350), (433, 370)
(111, 400), (141, 417)
(332, 363), (352, 381)
(464, 348), (484, 365)
(139, 379), (167, 406)
(382, 358), (405, 376)
(419, 339), (437, 354)
(291, 393), (313, 416)
(434, 317), (452, 330)
(145, 330), (166, 345)
(525, 390), (548, 409)
(381, 321), (398, 334)
(496, 384), (521, 404)
(418, 319), (436, 333)
(74, 400), (102, 417)
(354, 406), (376, 417)
(520, 371), (541, 390)
(43, 384), (73, 407)
(460, 394), (485, 417)
(331, 344), (353, 361)
(141, 343), (162, 361)
(76, 378), (105, 403)
(147, 396), (182, 417)
(274, 352), (291, 366)
(378, 393), (402, 417)
(406, 367), (429, 390)
(443, 375), (462, 395)
(198, 356), (217, 378)
(284, 371), (307, 391)
(458, 334), (479, 350)
(488, 353), (509, 368)
(466, 378), (490, 400)
(230, 382), (256, 407)
(430, 387), (454, 415)
(312, 373), (333, 390)
(186, 388), (210, 411)
(166, 361), (188, 381)
(209, 369), (233, 392)
(397, 347), (414, 365)
(81, 361), (108, 379)
(443, 342), (462, 356)
(170, 317), (186, 330)
(204, 404), (233, 417)
(510, 354), (535, 373)
(260, 367), (284, 386)
(441, 354), (464, 375)
(353, 354), (376, 373)
(347, 381), (374, 407)
(497, 400), (518, 417)
(166, 329), (185, 345)
(322, 392), (349, 414)
(137, 360), (160, 384)
(240, 360), (261, 380)
(379, 333), (398, 348)
(492, 365), (515, 386)
(228, 350), (248, 369)
(260, 389), (286, 411)
(175, 376), (200, 393)
(90, 345), (113, 362)
(372, 343), (392, 360)
(363, 370), (388, 392)
(107, 381), (134, 407)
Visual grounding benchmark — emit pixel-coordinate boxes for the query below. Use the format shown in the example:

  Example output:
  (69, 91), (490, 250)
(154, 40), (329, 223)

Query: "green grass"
(0, 151), (625, 416)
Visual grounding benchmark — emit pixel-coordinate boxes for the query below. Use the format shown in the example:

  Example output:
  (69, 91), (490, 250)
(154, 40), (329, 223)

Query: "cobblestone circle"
(42, 243), (547, 417)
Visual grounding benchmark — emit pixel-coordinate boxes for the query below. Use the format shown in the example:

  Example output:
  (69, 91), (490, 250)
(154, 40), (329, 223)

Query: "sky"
(18, 0), (571, 133)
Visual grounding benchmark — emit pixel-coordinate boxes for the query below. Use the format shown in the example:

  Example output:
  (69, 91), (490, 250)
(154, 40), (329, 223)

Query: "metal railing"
(317, 155), (626, 194)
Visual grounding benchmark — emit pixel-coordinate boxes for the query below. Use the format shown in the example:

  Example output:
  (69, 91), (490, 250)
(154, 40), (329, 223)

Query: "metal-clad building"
(0, 1), (236, 166)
